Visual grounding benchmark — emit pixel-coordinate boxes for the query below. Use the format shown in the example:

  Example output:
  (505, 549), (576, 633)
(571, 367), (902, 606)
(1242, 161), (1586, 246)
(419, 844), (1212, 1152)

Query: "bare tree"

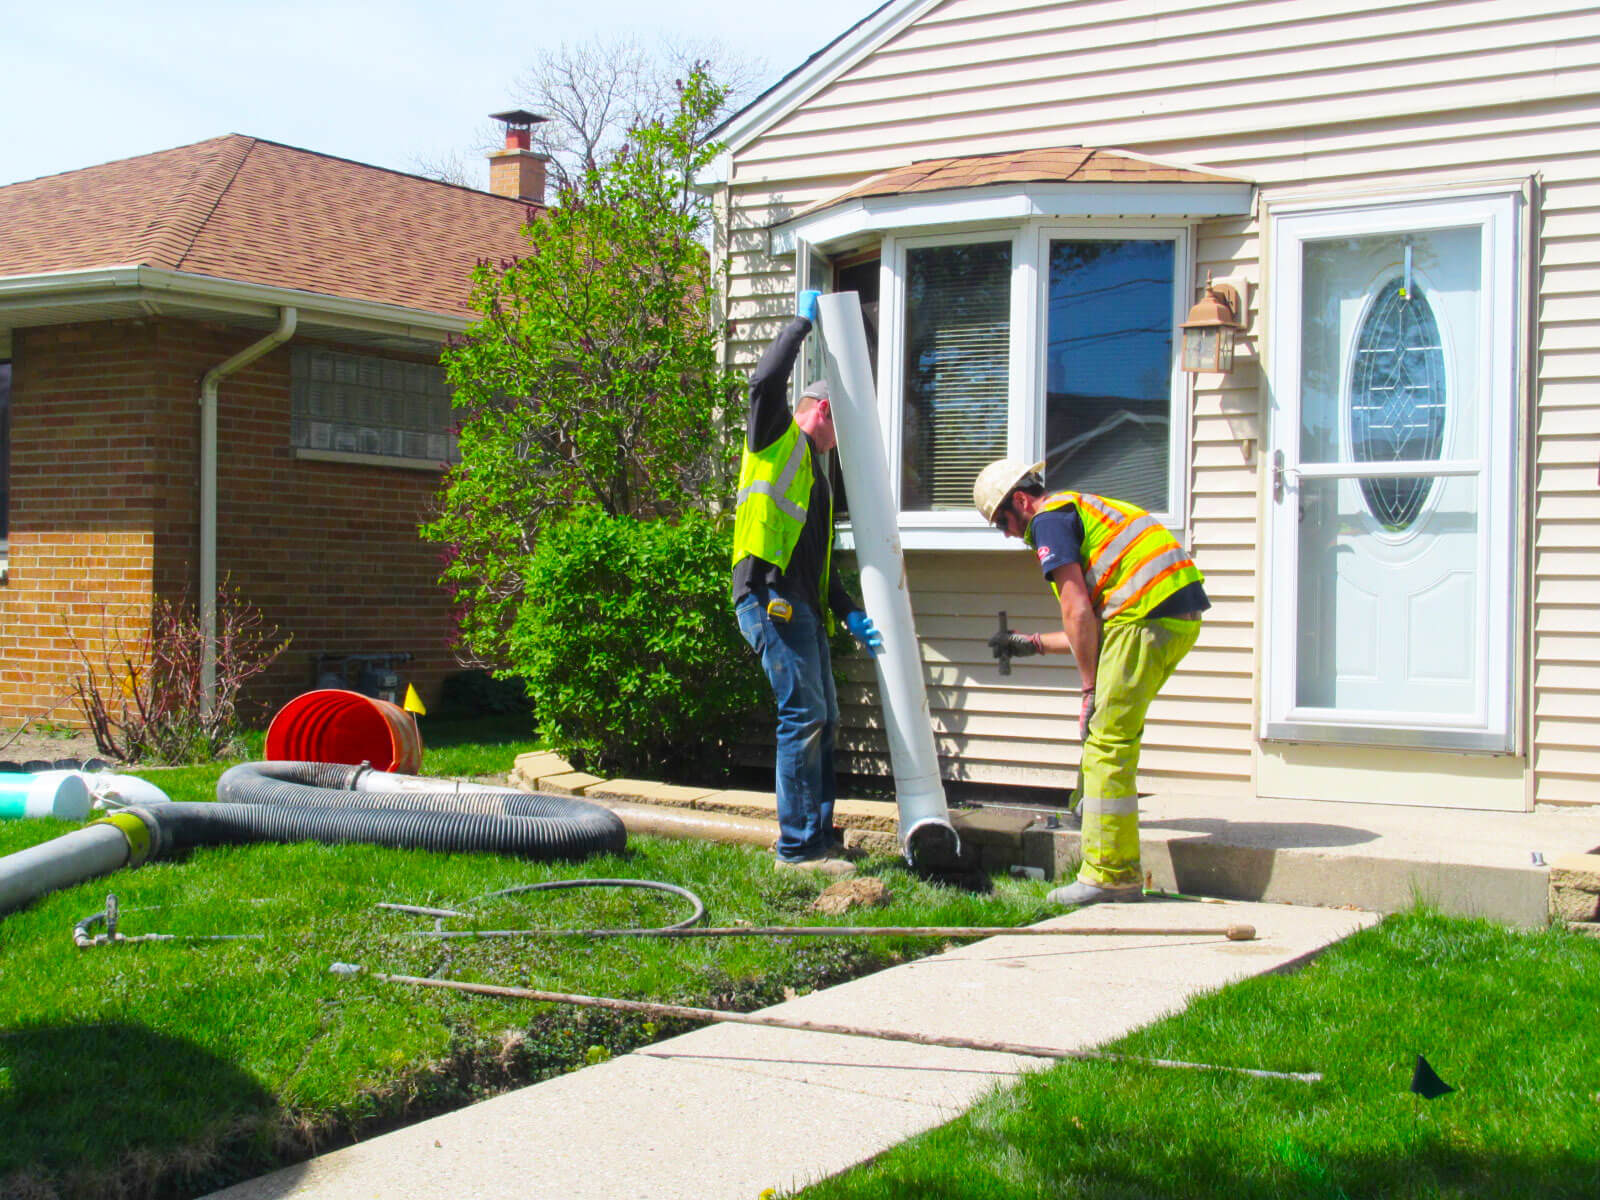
(408, 146), (478, 190)
(411, 35), (767, 194)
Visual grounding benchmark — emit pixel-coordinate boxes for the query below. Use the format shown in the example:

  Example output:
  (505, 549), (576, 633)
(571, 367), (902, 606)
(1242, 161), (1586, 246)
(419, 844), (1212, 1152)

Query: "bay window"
(871, 222), (1189, 548)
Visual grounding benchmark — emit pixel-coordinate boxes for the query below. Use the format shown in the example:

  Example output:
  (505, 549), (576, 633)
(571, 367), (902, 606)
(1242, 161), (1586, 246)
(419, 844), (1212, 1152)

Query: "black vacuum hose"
(151, 762), (629, 861)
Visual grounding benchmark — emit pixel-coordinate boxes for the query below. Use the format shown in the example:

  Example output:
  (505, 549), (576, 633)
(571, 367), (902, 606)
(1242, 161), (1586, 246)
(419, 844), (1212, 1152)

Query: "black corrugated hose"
(132, 761), (627, 862)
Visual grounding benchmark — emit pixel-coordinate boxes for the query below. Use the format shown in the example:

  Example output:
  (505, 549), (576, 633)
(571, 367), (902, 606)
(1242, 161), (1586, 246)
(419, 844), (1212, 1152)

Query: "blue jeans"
(735, 594), (838, 861)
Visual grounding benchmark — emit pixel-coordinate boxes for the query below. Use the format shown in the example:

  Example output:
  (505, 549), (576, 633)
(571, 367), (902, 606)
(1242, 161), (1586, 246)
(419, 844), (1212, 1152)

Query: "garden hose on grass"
(379, 877), (707, 933)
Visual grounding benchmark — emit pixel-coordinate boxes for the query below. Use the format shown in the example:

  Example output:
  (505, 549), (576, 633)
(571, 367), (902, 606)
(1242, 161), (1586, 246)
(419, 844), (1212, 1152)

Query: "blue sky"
(0, 0), (879, 187)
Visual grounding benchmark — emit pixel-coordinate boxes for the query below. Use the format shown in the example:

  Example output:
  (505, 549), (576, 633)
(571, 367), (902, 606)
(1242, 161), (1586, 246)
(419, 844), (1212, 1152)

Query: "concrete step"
(511, 753), (1600, 928)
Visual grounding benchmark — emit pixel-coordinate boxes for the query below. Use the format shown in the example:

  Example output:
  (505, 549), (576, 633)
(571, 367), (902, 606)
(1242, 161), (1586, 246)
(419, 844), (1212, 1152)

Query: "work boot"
(774, 855), (856, 878)
(1047, 880), (1143, 907)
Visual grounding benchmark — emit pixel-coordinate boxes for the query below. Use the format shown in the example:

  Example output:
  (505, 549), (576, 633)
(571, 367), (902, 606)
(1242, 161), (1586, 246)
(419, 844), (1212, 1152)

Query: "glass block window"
(1348, 279), (1446, 530)
(290, 347), (458, 464)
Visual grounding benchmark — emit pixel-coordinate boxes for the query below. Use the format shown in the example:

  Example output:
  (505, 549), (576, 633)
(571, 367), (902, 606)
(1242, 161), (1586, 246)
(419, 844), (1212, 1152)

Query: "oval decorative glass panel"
(1348, 278), (1447, 530)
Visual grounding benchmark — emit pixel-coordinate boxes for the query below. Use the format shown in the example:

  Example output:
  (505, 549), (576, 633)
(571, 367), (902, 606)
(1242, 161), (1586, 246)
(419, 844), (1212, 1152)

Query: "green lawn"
(0, 721), (1047, 1198)
(793, 909), (1600, 1200)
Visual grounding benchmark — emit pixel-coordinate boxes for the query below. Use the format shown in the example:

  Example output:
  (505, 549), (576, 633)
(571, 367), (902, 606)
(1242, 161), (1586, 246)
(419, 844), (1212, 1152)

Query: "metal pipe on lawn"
(199, 306), (297, 716)
(814, 292), (959, 869)
(369, 972), (1322, 1083)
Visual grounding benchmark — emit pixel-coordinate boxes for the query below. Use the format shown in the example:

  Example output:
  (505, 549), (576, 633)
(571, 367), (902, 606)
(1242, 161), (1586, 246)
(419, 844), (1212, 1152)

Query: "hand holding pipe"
(995, 610), (1011, 675)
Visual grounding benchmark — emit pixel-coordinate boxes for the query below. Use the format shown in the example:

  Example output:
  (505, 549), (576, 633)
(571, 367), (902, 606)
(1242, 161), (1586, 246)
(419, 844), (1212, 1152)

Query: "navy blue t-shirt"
(1028, 504), (1209, 619)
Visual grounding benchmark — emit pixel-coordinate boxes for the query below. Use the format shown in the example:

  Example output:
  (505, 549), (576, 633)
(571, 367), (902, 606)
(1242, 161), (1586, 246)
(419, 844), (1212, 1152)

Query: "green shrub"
(509, 509), (765, 776)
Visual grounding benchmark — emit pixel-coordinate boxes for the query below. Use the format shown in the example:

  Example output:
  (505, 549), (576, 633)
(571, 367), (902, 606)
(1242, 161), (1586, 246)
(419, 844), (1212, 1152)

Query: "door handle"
(1271, 450), (1300, 503)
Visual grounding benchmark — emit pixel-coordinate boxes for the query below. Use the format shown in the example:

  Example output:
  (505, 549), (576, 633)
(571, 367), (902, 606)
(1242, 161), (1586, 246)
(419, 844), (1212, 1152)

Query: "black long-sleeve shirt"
(731, 317), (856, 621)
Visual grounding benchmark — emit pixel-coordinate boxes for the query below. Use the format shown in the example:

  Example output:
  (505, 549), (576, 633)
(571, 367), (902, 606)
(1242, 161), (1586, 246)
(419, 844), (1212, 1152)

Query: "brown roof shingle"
(791, 146), (1242, 220)
(0, 135), (537, 318)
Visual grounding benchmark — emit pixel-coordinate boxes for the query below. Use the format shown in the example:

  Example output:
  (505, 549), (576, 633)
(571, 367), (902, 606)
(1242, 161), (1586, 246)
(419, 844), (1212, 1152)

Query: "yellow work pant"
(1075, 616), (1200, 888)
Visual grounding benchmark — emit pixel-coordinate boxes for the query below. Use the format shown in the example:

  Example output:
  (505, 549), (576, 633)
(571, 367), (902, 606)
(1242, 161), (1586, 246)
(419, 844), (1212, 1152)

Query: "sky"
(0, 0), (881, 188)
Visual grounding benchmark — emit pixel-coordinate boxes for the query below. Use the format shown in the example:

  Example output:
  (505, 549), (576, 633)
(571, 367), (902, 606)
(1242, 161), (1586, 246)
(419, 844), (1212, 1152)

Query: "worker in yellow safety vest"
(973, 458), (1208, 906)
(733, 290), (882, 875)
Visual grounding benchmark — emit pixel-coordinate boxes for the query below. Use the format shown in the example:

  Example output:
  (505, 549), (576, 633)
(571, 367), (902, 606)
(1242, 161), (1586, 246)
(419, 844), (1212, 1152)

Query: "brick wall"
(1, 316), (464, 730)
(1, 321), (163, 725)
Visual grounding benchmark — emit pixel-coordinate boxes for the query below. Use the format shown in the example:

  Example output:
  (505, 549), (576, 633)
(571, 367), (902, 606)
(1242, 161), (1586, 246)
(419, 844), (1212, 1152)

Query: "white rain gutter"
(814, 291), (959, 869)
(198, 307), (297, 713)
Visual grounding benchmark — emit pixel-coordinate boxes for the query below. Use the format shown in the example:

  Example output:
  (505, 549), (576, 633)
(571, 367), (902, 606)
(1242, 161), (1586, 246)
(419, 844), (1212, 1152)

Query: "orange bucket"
(265, 689), (423, 773)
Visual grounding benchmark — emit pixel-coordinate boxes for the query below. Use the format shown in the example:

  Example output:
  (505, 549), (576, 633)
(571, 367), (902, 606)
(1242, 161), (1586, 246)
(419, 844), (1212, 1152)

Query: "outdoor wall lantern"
(1181, 274), (1248, 374)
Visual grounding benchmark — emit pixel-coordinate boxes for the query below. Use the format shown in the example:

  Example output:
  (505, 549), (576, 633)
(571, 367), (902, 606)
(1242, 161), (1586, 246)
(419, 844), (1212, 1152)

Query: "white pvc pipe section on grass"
(0, 823), (133, 915)
(815, 292), (959, 867)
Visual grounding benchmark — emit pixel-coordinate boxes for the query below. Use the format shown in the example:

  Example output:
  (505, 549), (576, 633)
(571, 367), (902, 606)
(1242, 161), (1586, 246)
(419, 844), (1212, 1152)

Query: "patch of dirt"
(0, 724), (113, 767)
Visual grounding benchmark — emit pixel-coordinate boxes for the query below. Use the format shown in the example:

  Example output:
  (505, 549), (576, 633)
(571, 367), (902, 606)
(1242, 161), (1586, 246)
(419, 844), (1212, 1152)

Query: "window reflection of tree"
(1044, 240), (1173, 510)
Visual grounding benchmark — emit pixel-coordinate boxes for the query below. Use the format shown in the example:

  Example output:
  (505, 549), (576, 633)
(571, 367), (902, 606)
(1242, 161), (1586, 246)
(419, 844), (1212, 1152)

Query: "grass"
(792, 908), (1600, 1200)
(0, 718), (1048, 1199)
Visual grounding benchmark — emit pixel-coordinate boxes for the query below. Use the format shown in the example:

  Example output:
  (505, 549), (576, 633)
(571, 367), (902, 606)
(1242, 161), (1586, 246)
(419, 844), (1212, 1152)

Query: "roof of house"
(791, 146), (1245, 220)
(0, 135), (536, 318)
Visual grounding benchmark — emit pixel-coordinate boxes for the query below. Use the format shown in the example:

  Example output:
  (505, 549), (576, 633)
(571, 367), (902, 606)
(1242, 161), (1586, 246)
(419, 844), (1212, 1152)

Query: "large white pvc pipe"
(0, 823), (133, 915)
(814, 292), (959, 867)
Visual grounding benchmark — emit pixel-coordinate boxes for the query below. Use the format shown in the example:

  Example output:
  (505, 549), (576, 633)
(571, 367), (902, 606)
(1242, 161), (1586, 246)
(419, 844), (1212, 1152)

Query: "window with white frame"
(900, 239), (1012, 510)
(1042, 237), (1176, 513)
(290, 347), (458, 466)
(873, 223), (1189, 547)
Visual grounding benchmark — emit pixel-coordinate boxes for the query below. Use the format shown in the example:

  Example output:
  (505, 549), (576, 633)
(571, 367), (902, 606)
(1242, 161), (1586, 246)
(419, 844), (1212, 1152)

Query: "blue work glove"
(798, 289), (821, 323)
(844, 610), (883, 656)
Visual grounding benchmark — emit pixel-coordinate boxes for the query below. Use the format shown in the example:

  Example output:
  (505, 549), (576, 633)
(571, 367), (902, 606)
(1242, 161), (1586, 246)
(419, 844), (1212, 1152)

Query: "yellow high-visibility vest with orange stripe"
(1025, 491), (1203, 623)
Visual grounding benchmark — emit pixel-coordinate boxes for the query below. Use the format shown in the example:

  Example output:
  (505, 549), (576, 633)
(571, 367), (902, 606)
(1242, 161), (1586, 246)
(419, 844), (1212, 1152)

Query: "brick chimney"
(487, 109), (550, 205)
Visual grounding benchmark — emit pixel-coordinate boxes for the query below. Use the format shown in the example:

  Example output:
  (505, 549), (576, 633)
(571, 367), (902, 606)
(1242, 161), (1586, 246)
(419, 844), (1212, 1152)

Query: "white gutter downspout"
(198, 307), (297, 713)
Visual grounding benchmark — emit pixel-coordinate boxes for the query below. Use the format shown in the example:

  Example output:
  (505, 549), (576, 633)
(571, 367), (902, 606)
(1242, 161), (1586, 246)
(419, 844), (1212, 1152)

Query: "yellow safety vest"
(732, 420), (832, 617)
(1026, 491), (1203, 623)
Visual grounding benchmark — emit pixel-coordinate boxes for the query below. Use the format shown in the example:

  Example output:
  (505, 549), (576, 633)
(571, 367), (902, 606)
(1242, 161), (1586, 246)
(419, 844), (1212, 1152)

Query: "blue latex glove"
(798, 289), (822, 323)
(845, 610), (883, 657)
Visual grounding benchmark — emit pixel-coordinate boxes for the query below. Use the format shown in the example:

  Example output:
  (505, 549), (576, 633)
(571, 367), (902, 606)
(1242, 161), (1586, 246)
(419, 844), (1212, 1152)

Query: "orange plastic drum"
(264, 689), (423, 773)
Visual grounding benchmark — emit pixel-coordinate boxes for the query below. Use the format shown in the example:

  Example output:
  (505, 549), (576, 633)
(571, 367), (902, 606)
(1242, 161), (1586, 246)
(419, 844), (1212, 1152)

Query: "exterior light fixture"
(1181, 274), (1247, 374)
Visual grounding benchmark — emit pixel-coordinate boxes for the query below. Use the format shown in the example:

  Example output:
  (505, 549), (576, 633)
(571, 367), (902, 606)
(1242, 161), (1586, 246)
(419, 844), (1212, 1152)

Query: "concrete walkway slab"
(982, 789), (1600, 927)
(206, 898), (1375, 1200)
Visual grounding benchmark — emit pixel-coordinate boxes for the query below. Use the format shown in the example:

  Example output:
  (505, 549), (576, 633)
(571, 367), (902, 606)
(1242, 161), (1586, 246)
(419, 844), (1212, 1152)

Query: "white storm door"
(1264, 192), (1520, 751)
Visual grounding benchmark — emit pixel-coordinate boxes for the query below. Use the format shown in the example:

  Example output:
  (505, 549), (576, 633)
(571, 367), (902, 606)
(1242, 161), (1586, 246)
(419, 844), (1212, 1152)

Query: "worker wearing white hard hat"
(974, 458), (1208, 906)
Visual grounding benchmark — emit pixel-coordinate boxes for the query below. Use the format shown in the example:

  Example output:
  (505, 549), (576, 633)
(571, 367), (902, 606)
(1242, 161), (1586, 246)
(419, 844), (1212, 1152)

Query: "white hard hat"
(972, 458), (1046, 523)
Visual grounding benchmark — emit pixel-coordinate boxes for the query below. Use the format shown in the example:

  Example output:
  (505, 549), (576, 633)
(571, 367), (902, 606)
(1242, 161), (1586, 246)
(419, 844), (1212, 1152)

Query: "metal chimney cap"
(489, 110), (548, 127)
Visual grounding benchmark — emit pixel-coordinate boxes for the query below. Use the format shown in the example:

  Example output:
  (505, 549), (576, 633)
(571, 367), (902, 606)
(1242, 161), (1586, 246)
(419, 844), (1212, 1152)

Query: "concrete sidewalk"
(207, 898), (1376, 1200)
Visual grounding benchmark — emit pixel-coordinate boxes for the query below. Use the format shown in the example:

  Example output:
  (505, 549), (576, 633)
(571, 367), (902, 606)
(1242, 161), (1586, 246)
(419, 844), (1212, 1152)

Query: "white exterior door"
(1263, 190), (1522, 751)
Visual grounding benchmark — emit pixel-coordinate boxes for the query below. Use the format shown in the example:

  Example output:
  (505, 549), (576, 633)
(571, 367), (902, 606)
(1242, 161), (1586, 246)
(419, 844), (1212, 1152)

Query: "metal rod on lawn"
(398, 922), (1257, 941)
(374, 972), (1318, 1084)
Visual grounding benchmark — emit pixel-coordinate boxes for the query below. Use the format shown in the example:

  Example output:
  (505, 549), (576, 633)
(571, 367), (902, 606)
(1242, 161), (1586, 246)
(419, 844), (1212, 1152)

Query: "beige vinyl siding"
(719, 0), (1600, 803)
(735, 1), (1598, 184)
